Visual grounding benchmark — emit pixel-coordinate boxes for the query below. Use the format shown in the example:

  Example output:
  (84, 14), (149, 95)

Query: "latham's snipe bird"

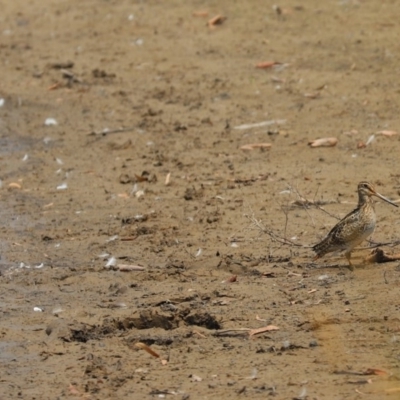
(313, 181), (398, 265)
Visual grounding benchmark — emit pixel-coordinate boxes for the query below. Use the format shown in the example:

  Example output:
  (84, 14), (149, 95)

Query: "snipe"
(313, 181), (398, 266)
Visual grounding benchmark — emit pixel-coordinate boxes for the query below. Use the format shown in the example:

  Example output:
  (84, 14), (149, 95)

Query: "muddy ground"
(1, 0), (400, 399)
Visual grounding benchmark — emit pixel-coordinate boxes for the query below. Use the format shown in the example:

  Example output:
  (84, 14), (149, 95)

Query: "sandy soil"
(1, 0), (400, 398)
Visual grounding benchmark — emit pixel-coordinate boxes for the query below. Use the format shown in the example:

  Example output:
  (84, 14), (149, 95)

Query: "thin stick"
(87, 126), (137, 137)
(281, 202), (289, 240)
(288, 183), (317, 227)
(244, 212), (311, 248)
(292, 183), (340, 221)
(383, 269), (388, 284)
(213, 328), (251, 337)
(313, 204), (341, 220)
(361, 239), (400, 249)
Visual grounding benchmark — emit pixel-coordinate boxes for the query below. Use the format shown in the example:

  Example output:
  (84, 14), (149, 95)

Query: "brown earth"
(1, 1), (400, 399)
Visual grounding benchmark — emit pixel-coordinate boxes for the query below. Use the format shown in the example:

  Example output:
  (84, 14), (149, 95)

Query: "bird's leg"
(345, 251), (354, 271)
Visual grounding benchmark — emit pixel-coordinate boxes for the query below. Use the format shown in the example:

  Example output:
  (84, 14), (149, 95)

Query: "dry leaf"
(363, 368), (387, 376)
(234, 120), (286, 130)
(240, 143), (272, 150)
(135, 342), (160, 358)
(304, 92), (320, 99)
(193, 330), (207, 338)
(48, 82), (62, 91)
(208, 15), (226, 28)
(134, 174), (148, 182)
(376, 130), (398, 137)
(68, 384), (81, 395)
(255, 61), (279, 69)
(222, 275), (237, 283)
(308, 137), (338, 148)
(193, 10), (209, 17)
(117, 264), (145, 271)
(385, 387), (400, 393)
(347, 379), (372, 385)
(280, 7), (294, 15)
(357, 141), (366, 149)
(343, 129), (358, 136)
(190, 374), (203, 382)
(8, 182), (22, 189)
(119, 237), (137, 241)
(249, 325), (279, 337)
(165, 172), (171, 186)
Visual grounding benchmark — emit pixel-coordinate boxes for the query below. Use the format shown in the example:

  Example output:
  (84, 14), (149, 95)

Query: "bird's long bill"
(374, 192), (399, 207)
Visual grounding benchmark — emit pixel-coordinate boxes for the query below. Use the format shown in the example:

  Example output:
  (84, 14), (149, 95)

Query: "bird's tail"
(312, 237), (330, 259)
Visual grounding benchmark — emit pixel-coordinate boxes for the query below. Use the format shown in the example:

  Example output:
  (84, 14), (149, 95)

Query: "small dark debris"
(42, 235), (53, 241)
(174, 122), (187, 131)
(142, 108), (163, 117)
(135, 171), (157, 183)
(135, 226), (155, 235)
(346, 379), (371, 385)
(68, 326), (96, 343)
(126, 335), (176, 346)
(165, 260), (186, 270)
(255, 347), (267, 353)
(92, 68), (116, 78)
(119, 173), (131, 184)
(138, 310), (178, 330)
(268, 343), (307, 354)
(49, 61), (74, 69)
(121, 214), (148, 224)
(263, 272), (276, 278)
(184, 186), (204, 201)
(237, 386), (246, 394)
(184, 312), (221, 330)
(254, 385), (276, 394)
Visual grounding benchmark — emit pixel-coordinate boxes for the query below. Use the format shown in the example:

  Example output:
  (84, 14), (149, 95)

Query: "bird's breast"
(360, 214), (376, 239)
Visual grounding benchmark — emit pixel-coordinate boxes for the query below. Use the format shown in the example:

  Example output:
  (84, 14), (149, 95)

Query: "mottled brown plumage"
(313, 182), (398, 265)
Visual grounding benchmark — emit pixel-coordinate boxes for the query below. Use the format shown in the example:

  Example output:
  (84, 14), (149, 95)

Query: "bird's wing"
(325, 207), (362, 243)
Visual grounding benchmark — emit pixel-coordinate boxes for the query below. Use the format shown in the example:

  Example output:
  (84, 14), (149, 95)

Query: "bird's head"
(357, 181), (398, 207)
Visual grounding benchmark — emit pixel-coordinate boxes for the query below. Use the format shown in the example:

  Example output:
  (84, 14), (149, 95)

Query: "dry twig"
(244, 211), (309, 248)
